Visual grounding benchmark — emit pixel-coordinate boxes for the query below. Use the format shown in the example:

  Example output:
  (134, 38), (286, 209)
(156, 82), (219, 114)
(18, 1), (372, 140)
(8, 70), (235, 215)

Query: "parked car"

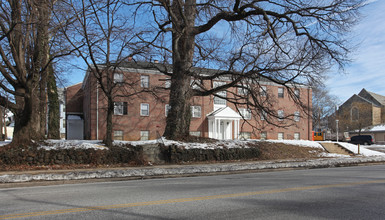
(349, 135), (374, 145)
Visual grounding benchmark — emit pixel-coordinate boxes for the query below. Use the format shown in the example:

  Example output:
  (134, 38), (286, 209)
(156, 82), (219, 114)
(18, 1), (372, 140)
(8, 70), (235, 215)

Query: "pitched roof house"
(67, 61), (313, 141)
(337, 89), (385, 133)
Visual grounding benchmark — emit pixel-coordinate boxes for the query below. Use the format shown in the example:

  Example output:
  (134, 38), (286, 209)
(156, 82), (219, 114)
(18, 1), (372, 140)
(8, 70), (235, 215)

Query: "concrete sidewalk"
(1, 156), (385, 185)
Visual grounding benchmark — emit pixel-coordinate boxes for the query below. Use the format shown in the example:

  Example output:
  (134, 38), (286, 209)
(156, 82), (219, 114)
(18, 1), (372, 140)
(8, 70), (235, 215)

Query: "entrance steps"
(319, 142), (355, 156)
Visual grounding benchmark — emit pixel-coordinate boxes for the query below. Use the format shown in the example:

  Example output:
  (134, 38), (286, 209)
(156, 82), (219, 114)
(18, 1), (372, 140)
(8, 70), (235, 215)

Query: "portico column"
(234, 120), (239, 139)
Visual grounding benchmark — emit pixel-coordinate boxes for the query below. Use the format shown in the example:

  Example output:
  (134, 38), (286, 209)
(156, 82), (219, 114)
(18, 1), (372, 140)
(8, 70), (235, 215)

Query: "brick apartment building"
(66, 61), (312, 141)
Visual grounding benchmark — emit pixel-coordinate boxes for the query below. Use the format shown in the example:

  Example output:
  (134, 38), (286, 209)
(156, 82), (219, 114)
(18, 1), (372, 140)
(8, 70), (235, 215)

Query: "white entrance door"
(220, 120), (232, 140)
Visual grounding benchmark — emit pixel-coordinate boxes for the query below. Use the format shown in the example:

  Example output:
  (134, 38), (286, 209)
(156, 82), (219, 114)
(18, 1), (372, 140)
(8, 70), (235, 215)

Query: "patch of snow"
(318, 152), (350, 158)
(370, 125), (385, 131)
(0, 140), (11, 147)
(265, 139), (324, 149)
(337, 142), (385, 156)
(39, 140), (108, 150)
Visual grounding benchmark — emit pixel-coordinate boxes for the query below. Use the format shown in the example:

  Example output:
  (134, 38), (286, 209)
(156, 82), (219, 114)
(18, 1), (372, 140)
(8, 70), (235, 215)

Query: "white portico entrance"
(207, 107), (242, 140)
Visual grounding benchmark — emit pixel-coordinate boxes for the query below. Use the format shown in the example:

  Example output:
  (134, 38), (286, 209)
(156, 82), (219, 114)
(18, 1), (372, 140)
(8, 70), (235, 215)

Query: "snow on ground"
(0, 140), (11, 147)
(265, 139), (324, 149)
(38, 140), (108, 150)
(337, 142), (385, 156)
(115, 138), (250, 149)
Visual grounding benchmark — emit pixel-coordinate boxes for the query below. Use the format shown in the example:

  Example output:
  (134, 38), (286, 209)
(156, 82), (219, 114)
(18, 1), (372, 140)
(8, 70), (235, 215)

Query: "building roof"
(207, 107), (242, 119)
(365, 90), (385, 106)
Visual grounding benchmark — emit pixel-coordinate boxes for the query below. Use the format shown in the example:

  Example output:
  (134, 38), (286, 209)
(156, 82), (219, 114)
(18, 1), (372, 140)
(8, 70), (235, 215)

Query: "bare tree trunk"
(104, 96), (114, 146)
(47, 64), (60, 139)
(12, 91), (42, 146)
(163, 0), (196, 139)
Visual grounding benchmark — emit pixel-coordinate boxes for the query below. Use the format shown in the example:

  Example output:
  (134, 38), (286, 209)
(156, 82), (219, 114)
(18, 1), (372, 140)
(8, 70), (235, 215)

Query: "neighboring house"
(337, 89), (385, 133)
(69, 61), (313, 141)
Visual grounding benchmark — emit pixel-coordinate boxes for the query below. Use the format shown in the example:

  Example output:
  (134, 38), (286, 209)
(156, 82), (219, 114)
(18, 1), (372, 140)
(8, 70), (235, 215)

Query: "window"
(239, 132), (251, 140)
(278, 132), (284, 140)
(141, 75), (149, 88)
(261, 110), (267, 120)
(164, 79), (171, 88)
(140, 131), (149, 141)
(261, 131), (267, 140)
(213, 81), (226, 106)
(278, 110), (284, 121)
(114, 102), (128, 115)
(351, 107), (359, 121)
(294, 132), (300, 140)
(113, 73), (124, 83)
(189, 131), (201, 137)
(260, 86), (267, 96)
(294, 111), (300, 122)
(278, 87), (284, 98)
(165, 104), (171, 117)
(294, 89), (300, 98)
(191, 106), (201, 118)
(140, 103), (149, 116)
(238, 87), (248, 96)
(114, 130), (123, 141)
(190, 79), (200, 89)
(240, 108), (251, 120)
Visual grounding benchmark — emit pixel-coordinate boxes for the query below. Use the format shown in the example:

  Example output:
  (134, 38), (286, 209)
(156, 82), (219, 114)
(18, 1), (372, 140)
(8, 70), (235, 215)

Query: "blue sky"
(64, 1), (385, 105)
(325, 0), (385, 103)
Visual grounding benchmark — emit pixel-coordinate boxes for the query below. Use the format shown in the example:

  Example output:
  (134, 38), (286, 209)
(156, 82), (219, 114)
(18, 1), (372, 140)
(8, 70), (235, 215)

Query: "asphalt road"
(1, 165), (385, 220)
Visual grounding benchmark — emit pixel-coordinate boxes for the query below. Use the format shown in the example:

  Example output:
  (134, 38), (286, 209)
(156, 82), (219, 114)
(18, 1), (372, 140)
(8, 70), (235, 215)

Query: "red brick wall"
(66, 83), (83, 114)
(82, 68), (312, 141)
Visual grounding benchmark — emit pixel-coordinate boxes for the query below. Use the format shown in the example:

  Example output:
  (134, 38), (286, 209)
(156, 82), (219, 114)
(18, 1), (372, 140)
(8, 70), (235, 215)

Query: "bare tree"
(128, 0), (364, 140)
(57, 0), (145, 146)
(338, 102), (373, 135)
(311, 83), (339, 131)
(0, 0), (57, 145)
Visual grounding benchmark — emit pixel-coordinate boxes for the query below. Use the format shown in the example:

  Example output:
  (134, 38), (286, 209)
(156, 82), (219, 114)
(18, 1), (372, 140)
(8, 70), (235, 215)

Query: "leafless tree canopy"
(126, 0), (363, 139)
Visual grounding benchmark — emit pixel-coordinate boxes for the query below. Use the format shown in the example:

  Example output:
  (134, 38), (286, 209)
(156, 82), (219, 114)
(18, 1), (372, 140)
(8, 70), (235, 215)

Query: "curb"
(1, 156), (385, 184)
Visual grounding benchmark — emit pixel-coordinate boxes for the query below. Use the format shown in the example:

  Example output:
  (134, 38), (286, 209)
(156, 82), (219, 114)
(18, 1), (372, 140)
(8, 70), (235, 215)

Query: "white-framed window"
(165, 104), (171, 117)
(189, 131), (201, 137)
(141, 75), (149, 88)
(260, 86), (267, 96)
(164, 78), (171, 88)
(140, 130), (149, 141)
(238, 87), (248, 96)
(278, 87), (284, 98)
(261, 110), (266, 121)
(213, 81), (226, 106)
(240, 108), (251, 120)
(114, 102), (127, 115)
(294, 89), (300, 98)
(191, 106), (201, 118)
(140, 103), (149, 116)
(261, 131), (267, 140)
(114, 130), (123, 140)
(114, 73), (124, 83)
(239, 132), (251, 140)
(294, 132), (300, 140)
(190, 79), (200, 89)
(294, 111), (300, 122)
(278, 132), (284, 140)
(278, 110), (284, 121)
